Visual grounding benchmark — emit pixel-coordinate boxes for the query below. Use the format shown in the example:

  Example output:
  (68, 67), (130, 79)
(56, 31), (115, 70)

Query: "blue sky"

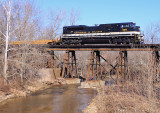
(37, 0), (160, 32)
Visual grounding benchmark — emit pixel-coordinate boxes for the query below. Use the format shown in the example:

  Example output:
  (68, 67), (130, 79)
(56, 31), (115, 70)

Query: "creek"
(0, 84), (96, 113)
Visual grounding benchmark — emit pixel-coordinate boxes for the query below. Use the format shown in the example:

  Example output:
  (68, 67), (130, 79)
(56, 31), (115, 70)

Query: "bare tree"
(45, 9), (66, 40)
(41, 8), (80, 40)
(0, 0), (12, 82)
(12, 0), (40, 41)
(69, 8), (80, 25)
(145, 23), (160, 44)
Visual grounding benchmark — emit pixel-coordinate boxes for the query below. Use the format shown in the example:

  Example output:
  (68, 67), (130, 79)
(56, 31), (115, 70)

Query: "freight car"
(60, 22), (144, 45)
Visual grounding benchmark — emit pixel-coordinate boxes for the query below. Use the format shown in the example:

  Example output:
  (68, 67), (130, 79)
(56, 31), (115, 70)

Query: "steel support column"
(62, 50), (77, 78)
(152, 50), (160, 82)
(48, 51), (57, 79)
(116, 51), (128, 84)
(49, 51), (55, 68)
(87, 50), (102, 80)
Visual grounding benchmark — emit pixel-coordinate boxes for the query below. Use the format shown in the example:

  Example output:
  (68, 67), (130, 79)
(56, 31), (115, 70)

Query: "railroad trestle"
(46, 44), (160, 83)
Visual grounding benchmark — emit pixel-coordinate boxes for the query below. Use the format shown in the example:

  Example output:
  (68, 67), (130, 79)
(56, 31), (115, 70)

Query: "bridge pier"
(116, 51), (129, 84)
(62, 50), (78, 78)
(152, 50), (160, 82)
(87, 50), (102, 80)
(48, 51), (55, 68)
(86, 50), (129, 83)
(48, 51), (56, 79)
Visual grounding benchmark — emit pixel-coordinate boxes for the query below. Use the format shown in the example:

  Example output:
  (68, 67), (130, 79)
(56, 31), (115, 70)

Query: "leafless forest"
(0, 0), (78, 84)
(0, 0), (160, 112)
(0, 0), (80, 100)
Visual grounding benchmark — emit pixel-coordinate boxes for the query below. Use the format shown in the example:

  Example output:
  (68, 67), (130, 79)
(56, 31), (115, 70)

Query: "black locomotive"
(61, 22), (144, 45)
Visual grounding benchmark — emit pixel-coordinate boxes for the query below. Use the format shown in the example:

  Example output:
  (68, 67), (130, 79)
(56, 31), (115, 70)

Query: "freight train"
(50, 22), (144, 45)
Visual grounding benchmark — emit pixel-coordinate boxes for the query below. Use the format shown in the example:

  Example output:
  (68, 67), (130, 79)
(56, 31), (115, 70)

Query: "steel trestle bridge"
(45, 44), (160, 83)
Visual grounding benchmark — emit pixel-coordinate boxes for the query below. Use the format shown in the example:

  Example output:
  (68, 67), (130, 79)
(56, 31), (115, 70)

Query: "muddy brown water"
(0, 84), (97, 113)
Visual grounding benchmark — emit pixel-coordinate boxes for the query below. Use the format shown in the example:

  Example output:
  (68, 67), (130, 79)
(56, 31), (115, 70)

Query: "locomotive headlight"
(122, 29), (127, 32)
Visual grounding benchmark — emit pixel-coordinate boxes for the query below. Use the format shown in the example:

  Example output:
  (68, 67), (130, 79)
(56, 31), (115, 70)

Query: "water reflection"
(0, 84), (96, 113)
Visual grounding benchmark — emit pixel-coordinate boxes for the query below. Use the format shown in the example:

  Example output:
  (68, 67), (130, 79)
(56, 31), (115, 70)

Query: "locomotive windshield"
(130, 23), (135, 27)
(121, 23), (135, 28)
(121, 24), (129, 28)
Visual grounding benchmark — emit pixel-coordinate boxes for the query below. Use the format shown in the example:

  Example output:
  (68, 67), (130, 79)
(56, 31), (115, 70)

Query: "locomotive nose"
(135, 26), (140, 31)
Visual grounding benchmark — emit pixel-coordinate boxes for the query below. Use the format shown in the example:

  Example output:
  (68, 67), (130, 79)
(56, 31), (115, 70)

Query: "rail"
(47, 44), (160, 51)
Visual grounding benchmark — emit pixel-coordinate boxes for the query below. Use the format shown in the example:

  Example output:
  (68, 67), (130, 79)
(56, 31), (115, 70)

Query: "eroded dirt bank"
(0, 77), (81, 104)
(80, 80), (105, 113)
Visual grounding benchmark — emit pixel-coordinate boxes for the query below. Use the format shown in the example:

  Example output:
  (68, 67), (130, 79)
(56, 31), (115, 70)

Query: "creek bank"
(83, 97), (98, 113)
(79, 80), (105, 88)
(83, 82), (160, 113)
(0, 78), (81, 104)
(79, 80), (105, 113)
(0, 68), (80, 104)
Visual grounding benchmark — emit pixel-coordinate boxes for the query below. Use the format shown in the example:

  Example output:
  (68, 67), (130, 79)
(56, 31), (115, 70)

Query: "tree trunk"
(3, 1), (11, 83)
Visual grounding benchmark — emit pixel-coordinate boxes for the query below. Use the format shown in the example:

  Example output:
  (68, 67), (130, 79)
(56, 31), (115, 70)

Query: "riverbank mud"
(0, 78), (81, 104)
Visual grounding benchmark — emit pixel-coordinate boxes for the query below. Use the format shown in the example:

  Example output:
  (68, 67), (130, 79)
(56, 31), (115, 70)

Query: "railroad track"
(46, 44), (160, 51)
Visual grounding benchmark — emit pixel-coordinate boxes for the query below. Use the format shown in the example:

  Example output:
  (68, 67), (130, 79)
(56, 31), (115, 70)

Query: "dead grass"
(94, 83), (160, 113)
